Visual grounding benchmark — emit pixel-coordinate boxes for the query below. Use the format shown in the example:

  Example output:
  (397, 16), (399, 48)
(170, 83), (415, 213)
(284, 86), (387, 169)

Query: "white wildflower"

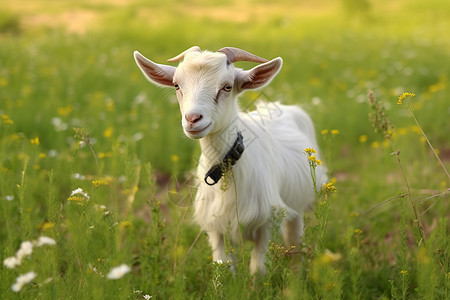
(12, 271), (37, 292)
(106, 264), (131, 280)
(70, 188), (90, 199)
(72, 173), (86, 180)
(35, 236), (56, 247)
(16, 241), (33, 260)
(3, 256), (20, 269)
(143, 295), (152, 300)
(5, 195), (14, 201)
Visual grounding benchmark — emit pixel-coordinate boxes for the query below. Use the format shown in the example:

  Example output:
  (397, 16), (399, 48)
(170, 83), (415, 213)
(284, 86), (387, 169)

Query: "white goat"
(134, 46), (327, 274)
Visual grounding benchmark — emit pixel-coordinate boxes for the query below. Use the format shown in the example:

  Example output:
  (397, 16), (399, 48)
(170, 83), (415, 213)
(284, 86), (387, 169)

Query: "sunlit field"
(1, 0), (449, 299)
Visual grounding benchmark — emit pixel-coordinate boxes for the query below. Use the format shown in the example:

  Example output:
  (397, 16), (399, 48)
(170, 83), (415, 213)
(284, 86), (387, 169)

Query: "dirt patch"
(23, 10), (98, 34)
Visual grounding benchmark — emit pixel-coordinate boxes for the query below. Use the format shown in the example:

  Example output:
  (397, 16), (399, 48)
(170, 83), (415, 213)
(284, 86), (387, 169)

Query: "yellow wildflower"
(359, 135), (368, 143)
(308, 155), (322, 166)
(321, 129), (329, 135)
(67, 196), (84, 203)
(92, 179), (109, 187)
(57, 105), (73, 116)
(400, 270), (408, 276)
(36, 222), (55, 231)
(1, 114), (14, 125)
(322, 182), (337, 195)
(103, 126), (113, 138)
(354, 229), (363, 235)
(98, 152), (113, 159)
(171, 154), (180, 162)
(304, 147), (317, 156)
(331, 129), (340, 135)
(370, 141), (380, 148)
(319, 249), (342, 264)
(119, 220), (133, 229)
(397, 92), (415, 104)
(30, 137), (40, 145)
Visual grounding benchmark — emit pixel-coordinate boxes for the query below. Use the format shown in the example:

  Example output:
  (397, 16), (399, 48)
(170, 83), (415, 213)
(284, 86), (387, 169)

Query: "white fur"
(134, 48), (327, 274)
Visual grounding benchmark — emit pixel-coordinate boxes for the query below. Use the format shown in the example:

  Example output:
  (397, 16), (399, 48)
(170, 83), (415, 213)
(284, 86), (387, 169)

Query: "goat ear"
(237, 57), (283, 90)
(134, 51), (176, 87)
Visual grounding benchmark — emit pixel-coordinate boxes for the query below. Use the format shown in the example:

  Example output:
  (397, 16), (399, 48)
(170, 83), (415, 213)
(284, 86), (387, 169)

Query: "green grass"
(1, 0), (449, 298)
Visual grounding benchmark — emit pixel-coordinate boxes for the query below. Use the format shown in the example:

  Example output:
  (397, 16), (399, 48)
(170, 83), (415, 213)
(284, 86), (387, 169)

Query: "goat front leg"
(207, 231), (227, 263)
(250, 224), (270, 275)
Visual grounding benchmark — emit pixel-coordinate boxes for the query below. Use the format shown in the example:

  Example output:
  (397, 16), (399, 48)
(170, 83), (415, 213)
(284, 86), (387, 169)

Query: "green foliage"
(1, 0), (449, 298)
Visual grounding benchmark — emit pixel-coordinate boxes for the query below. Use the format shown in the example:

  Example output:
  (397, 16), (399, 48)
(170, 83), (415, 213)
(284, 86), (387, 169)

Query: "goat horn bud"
(167, 46), (201, 62)
(217, 47), (269, 64)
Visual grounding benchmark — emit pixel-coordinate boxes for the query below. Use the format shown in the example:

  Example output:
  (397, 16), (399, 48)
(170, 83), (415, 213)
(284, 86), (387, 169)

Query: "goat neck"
(198, 105), (242, 166)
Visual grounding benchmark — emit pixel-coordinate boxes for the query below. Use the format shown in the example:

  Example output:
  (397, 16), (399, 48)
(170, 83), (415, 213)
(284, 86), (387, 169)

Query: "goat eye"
(223, 85), (232, 92)
(174, 83), (180, 90)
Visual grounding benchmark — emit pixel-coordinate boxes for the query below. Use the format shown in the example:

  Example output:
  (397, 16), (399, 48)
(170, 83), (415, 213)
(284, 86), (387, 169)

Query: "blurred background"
(1, 0), (448, 173)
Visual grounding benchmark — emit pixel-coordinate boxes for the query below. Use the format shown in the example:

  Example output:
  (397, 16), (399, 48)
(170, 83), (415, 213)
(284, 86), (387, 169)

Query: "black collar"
(204, 131), (244, 186)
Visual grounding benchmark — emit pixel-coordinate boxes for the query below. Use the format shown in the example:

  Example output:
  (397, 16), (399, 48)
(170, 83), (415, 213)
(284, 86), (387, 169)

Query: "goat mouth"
(186, 123), (212, 136)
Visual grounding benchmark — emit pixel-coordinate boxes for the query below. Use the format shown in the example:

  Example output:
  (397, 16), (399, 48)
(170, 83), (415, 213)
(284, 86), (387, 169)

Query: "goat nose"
(185, 113), (203, 125)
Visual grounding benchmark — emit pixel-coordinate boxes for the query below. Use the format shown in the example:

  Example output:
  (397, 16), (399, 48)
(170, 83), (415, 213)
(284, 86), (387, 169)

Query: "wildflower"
(354, 229), (363, 235)
(67, 196), (85, 203)
(331, 129), (340, 135)
(397, 92), (415, 104)
(308, 155), (323, 166)
(319, 249), (342, 264)
(1, 114), (14, 125)
(322, 182), (337, 195)
(171, 154), (180, 162)
(72, 173), (86, 180)
(16, 241), (34, 260)
(321, 129), (328, 135)
(35, 236), (56, 246)
(304, 147), (317, 156)
(119, 220), (133, 229)
(12, 271), (37, 292)
(103, 126), (113, 138)
(97, 152), (113, 159)
(400, 270), (408, 276)
(143, 295), (152, 300)
(106, 264), (131, 280)
(359, 134), (368, 143)
(70, 188), (90, 200)
(57, 105), (73, 116)
(132, 132), (144, 142)
(92, 179), (109, 187)
(5, 195), (14, 201)
(36, 222), (55, 231)
(30, 137), (40, 145)
(3, 256), (20, 269)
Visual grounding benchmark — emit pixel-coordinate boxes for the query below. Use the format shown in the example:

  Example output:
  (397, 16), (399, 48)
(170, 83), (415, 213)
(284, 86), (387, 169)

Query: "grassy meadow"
(1, 0), (449, 298)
